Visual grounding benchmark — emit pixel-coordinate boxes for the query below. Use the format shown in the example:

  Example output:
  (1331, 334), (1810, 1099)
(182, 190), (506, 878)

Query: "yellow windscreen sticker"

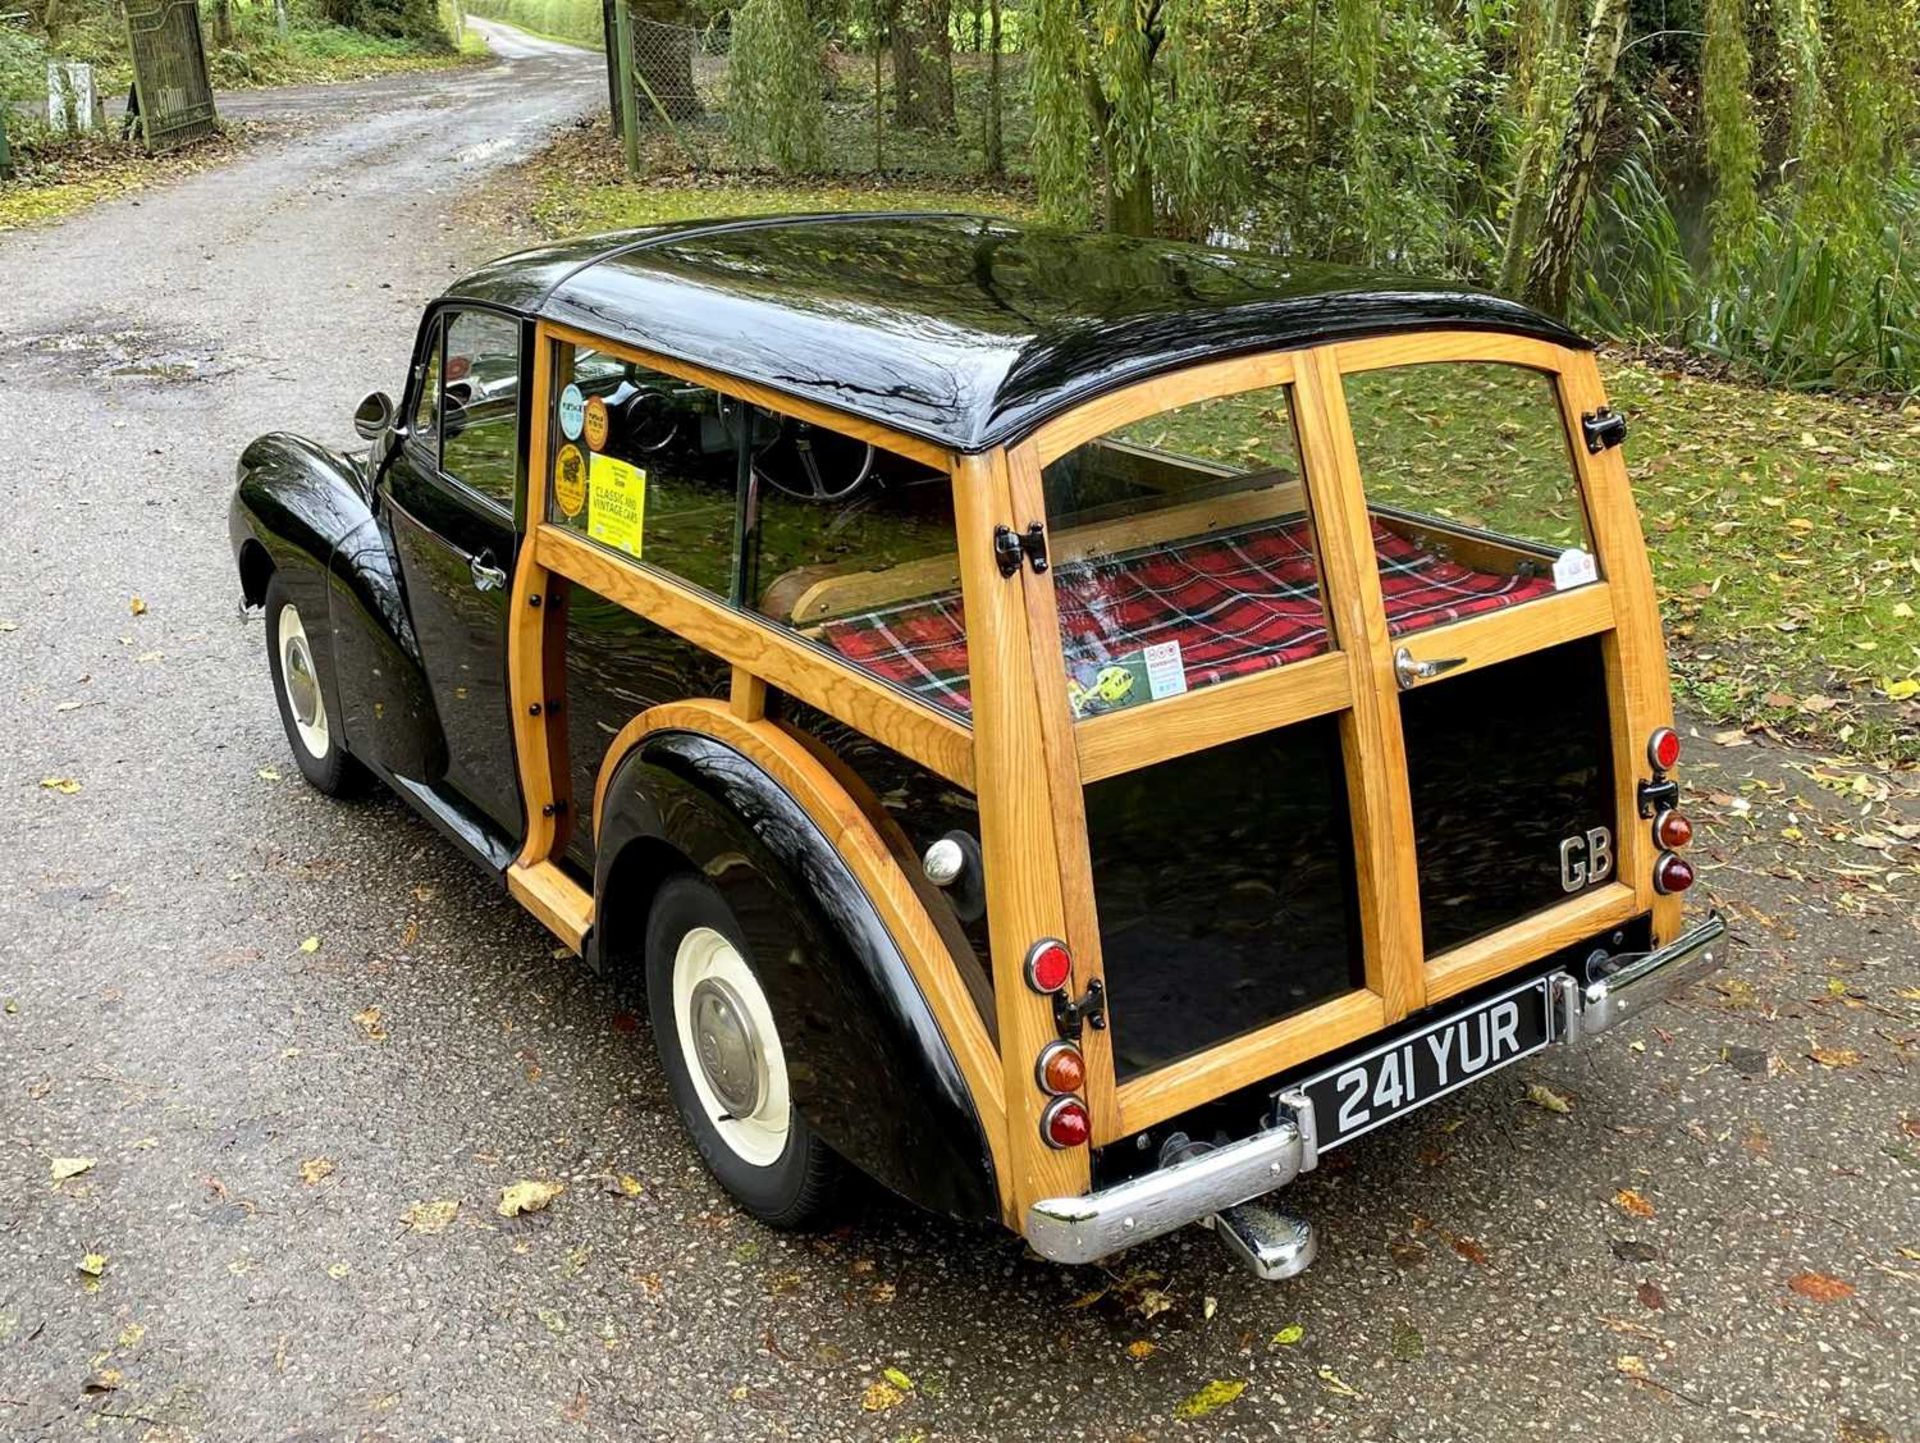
(552, 444), (587, 519)
(587, 454), (645, 557)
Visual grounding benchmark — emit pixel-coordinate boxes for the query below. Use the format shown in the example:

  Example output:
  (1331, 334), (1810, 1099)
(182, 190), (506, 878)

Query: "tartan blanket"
(819, 517), (1557, 720)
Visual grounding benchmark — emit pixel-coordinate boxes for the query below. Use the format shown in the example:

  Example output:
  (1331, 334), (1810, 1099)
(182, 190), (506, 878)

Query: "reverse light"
(1648, 726), (1682, 773)
(1040, 1094), (1090, 1149)
(1653, 852), (1695, 895)
(1654, 809), (1694, 850)
(1025, 938), (1073, 995)
(1036, 1041), (1086, 1096)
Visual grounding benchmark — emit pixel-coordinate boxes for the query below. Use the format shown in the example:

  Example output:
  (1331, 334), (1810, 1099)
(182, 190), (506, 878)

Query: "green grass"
(511, 136), (1918, 765)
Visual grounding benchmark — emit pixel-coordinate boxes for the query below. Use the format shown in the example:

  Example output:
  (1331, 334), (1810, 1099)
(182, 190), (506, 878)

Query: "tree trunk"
(983, 0), (1002, 178)
(891, 0), (954, 132)
(1497, 0), (1567, 296)
(629, 0), (702, 121)
(214, 0), (232, 48)
(1523, 0), (1628, 318)
(1105, 148), (1154, 235)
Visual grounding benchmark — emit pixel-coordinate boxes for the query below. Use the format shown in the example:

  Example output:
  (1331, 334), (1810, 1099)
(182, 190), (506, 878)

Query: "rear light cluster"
(1026, 940), (1092, 1149)
(1647, 727), (1695, 895)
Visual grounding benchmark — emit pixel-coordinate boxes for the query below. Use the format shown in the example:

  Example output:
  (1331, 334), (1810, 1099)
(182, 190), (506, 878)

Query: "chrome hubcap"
(285, 636), (320, 728)
(690, 977), (763, 1118)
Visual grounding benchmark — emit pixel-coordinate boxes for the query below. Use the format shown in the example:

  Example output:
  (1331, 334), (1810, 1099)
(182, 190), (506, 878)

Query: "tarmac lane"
(1, 30), (1916, 1440)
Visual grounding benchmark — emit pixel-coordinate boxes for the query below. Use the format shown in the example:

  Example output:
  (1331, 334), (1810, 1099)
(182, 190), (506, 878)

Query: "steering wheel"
(619, 387), (682, 454)
(752, 418), (876, 503)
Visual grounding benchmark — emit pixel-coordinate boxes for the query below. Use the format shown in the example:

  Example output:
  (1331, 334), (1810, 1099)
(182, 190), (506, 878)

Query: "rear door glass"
(1341, 362), (1598, 629)
(1039, 383), (1331, 719)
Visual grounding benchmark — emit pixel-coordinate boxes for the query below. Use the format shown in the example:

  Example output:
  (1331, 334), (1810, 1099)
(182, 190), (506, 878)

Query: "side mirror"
(353, 391), (396, 442)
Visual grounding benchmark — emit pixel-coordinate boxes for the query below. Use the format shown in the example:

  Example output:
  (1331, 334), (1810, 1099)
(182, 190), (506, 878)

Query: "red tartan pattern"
(818, 517), (1558, 719)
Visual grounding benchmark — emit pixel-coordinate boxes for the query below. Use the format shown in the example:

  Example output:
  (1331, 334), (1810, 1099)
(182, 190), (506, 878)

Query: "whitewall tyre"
(263, 573), (366, 798)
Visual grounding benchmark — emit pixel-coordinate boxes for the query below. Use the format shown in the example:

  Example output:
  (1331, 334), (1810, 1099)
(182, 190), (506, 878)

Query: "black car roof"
(447, 213), (1590, 454)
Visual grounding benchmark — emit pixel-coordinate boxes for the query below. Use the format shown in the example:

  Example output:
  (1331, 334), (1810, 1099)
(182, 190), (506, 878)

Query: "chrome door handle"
(1394, 646), (1466, 690)
(469, 550), (508, 592)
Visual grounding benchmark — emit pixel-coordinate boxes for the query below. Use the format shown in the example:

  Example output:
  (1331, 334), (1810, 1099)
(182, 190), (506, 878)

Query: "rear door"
(384, 306), (527, 837)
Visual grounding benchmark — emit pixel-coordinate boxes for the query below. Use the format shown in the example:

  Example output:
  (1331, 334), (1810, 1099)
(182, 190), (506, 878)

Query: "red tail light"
(1654, 810), (1693, 850)
(1036, 1042), (1086, 1095)
(1653, 852), (1695, 894)
(1040, 1095), (1090, 1149)
(1648, 727), (1681, 772)
(1025, 938), (1073, 994)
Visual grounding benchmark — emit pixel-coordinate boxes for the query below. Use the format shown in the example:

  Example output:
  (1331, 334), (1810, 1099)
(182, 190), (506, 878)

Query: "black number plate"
(1288, 977), (1555, 1153)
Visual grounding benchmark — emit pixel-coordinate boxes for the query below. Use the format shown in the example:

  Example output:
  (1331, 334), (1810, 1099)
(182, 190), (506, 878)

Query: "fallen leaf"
(401, 1199), (459, 1234)
(129, 597), (146, 616)
(1452, 1235), (1490, 1266)
(1202, 1294), (1217, 1321)
(1636, 1280), (1666, 1310)
(77, 1252), (108, 1278)
(50, 1157), (95, 1182)
(351, 1006), (387, 1042)
(1809, 1048), (1861, 1069)
(1788, 1270), (1856, 1303)
(1271, 1323), (1305, 1345)
(257, 767), (281, 782)
(1126, 1339), (1156, 1360)
(1390, 1318), (1425, 1360)
(882, 1367), (914, 1392)
(1316, 1365), (1361, 1399)
(861, 1381), (905, 1412)
(299, 1157), (335, 1186)
(1174, 1378), (1247, 1418)
(298, 936), (320, 953)
(1712, 729), (1752, 747)
(82, 1368), (122, 1393)
(1526, 1082), (1573, 1114)
(1134, 1287), (1174, 1320)
(536, 1307), (566, 1335)
(613, 1174), (643, 1198)
(1616, 1354), (1650, 1378)
(39, 777), (82, 795)
(326, 1261), (350, 1279)
(498, 1179), (565, 1217)
(117, 1322), (145, 1349)
(1614, 1189), (1656, 1219)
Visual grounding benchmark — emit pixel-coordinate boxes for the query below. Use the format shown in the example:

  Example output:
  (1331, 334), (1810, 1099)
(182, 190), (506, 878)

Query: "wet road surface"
(2, 29), (1917, 1441)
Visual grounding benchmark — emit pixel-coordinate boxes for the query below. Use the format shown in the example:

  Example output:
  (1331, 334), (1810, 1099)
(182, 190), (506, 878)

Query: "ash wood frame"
(497, 313), (1680, 1227)
(1019, 330), (1678, 1144)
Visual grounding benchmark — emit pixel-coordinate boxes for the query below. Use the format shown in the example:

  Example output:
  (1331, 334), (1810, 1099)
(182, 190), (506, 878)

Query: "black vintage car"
(231, 214), (1721, 1277)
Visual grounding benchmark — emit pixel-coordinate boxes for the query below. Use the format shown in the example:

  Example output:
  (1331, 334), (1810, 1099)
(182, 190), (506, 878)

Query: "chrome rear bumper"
(1025, 911), (1726, 1268)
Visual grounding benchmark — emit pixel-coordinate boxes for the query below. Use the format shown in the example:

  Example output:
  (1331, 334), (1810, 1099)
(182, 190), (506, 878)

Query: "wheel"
(263, 573), (366, 798)
(644, 875), (849, 1228)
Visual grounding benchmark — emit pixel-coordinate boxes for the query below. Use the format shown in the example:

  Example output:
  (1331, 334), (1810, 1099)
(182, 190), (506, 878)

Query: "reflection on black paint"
(561, 584), (732, 872)
(1403, 637), (1616, 955)
(1088, 717), (1362, 1080)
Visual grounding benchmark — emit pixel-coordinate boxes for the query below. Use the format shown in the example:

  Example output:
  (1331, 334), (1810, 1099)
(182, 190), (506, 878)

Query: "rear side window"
(440, 310), (521, 511)
(1040, 383), (1330, 720)
(1342, 362), (1599, 627)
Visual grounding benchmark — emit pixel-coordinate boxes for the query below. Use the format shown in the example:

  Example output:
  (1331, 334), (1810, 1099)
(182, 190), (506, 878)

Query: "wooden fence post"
(612, 0), (640, 175)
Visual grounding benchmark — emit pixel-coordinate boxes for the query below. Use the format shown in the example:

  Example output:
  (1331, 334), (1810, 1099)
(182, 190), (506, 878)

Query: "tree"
(983, 0), (1003, 178)
(1030, 0), (1232, 236)
(891, 0), (954, 132)
(728, 0), (826, 171)
(1522, 0), (1627, 317)
(1702, 0), (1760, 272)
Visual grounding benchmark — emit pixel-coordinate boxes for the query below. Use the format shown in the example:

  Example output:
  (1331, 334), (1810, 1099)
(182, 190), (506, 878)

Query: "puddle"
(22, 323), (232, 384)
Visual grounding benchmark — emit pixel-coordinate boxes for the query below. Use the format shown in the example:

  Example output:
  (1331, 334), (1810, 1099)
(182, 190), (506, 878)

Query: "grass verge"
(494, 128), (1917, 766)
(0, 126), (249, 233)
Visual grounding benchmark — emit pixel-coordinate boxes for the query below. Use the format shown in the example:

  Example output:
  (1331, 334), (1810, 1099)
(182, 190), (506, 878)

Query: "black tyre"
(644, 875), (848, 1228)
(263, 573), (367, 798)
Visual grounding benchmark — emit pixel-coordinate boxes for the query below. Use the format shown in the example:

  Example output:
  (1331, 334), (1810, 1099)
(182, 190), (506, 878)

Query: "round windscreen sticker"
(583, 395), (610, 452)
(557, 384), (586, 441)
(553, 443), (588, 518)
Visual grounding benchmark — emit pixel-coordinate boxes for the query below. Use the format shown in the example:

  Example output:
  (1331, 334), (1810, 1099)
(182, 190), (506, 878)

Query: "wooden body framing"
(498, 319), (1683, 1233)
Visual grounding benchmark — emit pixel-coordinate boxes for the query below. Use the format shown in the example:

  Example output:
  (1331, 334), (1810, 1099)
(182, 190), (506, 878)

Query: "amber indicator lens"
(1648, 726), (1682, 772)
(1036, 1042), (1086, 1096)
(1041, 1095), (1091, 1149)
(1024, 939), (1073, 994)
(1653, 852), (1695, 894)
(1654, 810), (1694, 850)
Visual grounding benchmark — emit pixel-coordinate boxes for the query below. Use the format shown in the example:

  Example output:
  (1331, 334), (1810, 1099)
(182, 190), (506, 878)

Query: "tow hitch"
(1163, 1134), (1318, 1281)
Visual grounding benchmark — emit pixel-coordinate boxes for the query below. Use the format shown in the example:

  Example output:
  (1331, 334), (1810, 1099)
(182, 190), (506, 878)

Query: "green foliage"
(728, 0), (825, 171)
(1702, 0), (1759, 272)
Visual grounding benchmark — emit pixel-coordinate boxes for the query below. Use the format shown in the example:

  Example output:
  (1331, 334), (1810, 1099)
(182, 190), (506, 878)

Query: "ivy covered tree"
(728, 0), (826, 172)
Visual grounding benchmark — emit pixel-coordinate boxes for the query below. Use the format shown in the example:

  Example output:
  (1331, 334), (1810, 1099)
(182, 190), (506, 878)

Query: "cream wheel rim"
(277, 603), (331, 760)
(672, 926), (790, 1166)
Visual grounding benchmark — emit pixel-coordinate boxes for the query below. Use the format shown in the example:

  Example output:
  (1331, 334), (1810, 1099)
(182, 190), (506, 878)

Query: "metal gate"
(124, 0), (218, 152)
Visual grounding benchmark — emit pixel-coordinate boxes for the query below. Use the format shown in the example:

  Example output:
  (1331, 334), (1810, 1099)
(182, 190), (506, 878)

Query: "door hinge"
(1053, 978), (1106, 1040)
(1581, 407), (1628, 453)
(994, 522), (1049, 577)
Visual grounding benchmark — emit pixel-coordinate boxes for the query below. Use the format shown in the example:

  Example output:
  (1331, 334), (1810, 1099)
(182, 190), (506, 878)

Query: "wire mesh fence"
(608, 5), (729, 167)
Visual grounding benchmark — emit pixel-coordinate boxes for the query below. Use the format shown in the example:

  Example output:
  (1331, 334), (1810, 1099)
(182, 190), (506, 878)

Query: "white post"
(46, 63), (95, 135)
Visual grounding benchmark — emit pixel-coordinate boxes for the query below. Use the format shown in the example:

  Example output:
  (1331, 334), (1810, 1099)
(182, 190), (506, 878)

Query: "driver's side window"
(545, 342), (971, 718)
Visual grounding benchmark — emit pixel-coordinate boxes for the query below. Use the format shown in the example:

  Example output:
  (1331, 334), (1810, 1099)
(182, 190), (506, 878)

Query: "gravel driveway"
(1, 27), (1916, 1441)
